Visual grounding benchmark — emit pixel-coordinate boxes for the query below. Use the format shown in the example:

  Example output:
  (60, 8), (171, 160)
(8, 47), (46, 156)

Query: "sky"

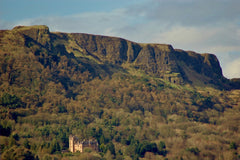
(1, 0), (240, 78)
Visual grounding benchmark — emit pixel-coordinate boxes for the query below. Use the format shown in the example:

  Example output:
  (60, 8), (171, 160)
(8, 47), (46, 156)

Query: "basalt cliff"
(0, 25), (238, 89)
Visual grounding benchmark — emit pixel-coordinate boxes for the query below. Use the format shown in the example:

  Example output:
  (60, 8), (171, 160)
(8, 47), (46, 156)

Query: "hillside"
(0, 25), (240, 160)
(2, 25), (237, 88)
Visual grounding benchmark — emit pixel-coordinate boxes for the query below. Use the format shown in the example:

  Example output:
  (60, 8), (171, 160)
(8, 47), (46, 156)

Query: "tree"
(158, 141), (166, 150)
(158, 141), (167, 156)
(23, 139), (31, 149)
(100, 144), (107, 153)
(137, 141), (159, 157)
(50, 140), (61, 154)
(104, 150), (114, 160)
(0, 123), (11, 136)
(106, 142), (116, 156)
(9, 135), (17, 147)
(0, 93), (25, 109)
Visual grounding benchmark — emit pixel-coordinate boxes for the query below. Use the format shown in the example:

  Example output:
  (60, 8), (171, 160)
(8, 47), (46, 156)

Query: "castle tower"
(69, 135), (74, 152)
(69, 135), (99, 153)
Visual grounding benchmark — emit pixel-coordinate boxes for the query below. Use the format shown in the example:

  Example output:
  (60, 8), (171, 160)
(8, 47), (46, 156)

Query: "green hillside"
(0, 25), (240, 160)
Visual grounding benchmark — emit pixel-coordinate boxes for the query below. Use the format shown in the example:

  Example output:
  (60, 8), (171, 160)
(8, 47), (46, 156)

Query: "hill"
(2, 25), (238, 88)
(0, 25), (240, 160)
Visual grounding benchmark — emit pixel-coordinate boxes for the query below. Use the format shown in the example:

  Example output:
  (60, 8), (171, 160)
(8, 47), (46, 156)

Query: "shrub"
(230, 142), (237, 150)
(0, 124), (11, 136)
(158, 141), (167, 156)
(186, 147), (200, 155)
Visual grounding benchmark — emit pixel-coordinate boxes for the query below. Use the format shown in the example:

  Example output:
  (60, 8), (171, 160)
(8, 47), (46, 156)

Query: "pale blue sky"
(1, 0), (143, 21)
(1, 0), (240, 78)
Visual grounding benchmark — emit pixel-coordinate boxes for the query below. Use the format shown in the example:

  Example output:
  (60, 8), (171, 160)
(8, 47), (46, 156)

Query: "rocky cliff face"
(0, 25), (234, 89)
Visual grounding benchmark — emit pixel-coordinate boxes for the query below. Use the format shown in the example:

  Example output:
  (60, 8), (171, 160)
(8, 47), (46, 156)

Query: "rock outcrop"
(0, 25), (235, 89)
